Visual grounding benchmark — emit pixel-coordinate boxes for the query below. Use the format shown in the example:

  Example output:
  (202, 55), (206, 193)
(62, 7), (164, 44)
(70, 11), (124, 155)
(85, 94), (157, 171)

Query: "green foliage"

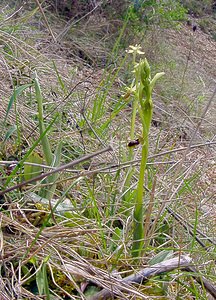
(34, 76), (62, 200)
(148, 250), (174, 265)
(4, 83), (33, 125)
(3, 115), (57, 189)
(36, 256), (51, 299)
(126, 0), (187, 31)
(2, 125), (17, 145)
(23, 152), (43, 181)
(34, 76), (53, 166)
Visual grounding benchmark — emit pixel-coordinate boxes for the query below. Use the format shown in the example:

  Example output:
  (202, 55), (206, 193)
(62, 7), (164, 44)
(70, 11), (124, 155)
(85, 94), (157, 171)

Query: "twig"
(34, 0), (56, 42)
(0, 146), (112, 196)
(166, 207), (216, 247)
(87, 255), (192, 300)
(184, 266), (216, 299)
(149, 140), (216, 160)
(3, 141), (212, 174)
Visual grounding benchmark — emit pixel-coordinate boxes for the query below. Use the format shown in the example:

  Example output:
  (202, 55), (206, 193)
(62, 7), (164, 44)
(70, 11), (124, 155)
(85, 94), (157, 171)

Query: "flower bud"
(143, 58), (150, 78)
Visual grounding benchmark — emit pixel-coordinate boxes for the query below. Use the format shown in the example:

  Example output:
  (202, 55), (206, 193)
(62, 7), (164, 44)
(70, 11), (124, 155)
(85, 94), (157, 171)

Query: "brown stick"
(34, 0), (56, 42)
(184, 266), (216, 299)
(87, 255), (192, 300)
(87, 256), (216, 300)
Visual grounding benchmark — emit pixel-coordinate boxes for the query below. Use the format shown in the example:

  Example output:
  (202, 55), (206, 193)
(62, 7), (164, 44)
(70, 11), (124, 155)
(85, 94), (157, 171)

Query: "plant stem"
(132, 137), (149, 257)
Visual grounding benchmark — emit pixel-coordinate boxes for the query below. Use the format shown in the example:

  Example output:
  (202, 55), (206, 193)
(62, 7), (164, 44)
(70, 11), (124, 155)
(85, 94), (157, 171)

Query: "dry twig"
(0, 146), (112, 196)
(70, 255), (192, 300)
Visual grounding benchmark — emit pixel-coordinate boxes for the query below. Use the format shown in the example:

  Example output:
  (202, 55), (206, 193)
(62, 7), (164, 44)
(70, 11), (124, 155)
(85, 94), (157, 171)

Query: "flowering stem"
(122, 45), (164, 260)
(130, 57), (164, 259)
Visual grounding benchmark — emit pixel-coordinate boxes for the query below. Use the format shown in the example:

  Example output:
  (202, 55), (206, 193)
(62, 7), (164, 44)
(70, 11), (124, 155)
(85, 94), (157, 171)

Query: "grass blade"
(4, 83), (33, 124)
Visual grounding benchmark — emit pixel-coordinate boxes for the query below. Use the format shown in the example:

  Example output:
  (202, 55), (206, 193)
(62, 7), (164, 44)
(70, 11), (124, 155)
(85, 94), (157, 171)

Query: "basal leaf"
(4, 83), (33, 124)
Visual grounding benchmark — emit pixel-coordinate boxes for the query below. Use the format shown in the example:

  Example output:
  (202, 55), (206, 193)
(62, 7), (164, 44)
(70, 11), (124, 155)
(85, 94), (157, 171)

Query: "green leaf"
(4, 114), (58, 187)
(34, 76), (53, 166)
(3, 125), (17, 144)
(40, 141), (62, 200)
(148, 250), (174, 266)
(29, 256), (37, 265)
(23, 152), (43, 181)
(36, 258), (50, 299)
(42, 262), (50, 300)
(150, 72), (165, 91)
(112, 227), (122, 242)
(43, 255), (50, 264)
(53, 61), (66, 93)
(84, 285), (100, 297)
(4, 83), (33, 124)
(36, 266), (44, 295)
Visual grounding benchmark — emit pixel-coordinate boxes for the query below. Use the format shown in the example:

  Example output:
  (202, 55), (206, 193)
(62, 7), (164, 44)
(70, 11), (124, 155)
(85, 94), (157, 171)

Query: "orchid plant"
(123, 45), (165, 259)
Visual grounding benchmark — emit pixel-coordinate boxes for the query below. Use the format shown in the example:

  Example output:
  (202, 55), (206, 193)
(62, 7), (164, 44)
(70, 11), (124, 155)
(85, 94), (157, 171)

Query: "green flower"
(122, 85), (136, 100)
